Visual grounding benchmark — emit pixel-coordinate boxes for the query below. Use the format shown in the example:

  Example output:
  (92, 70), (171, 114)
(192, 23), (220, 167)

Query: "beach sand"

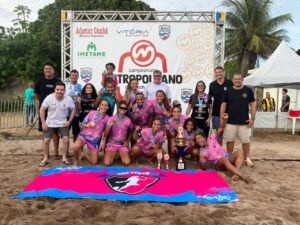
(0, 128), (299, 225)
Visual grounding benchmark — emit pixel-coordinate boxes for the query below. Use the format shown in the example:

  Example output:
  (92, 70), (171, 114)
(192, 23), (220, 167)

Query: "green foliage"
(0, 0), (153, 89)
(224, 59), (239, 79)
(223, 0), (292, 76)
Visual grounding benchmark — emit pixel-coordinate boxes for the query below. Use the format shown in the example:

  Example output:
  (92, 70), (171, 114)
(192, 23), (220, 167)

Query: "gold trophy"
(176, 125), (185, 171)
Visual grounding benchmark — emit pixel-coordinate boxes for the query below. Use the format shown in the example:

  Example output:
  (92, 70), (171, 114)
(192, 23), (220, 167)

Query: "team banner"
(72, 22), (215, 109)
(16, 167), (238, 203)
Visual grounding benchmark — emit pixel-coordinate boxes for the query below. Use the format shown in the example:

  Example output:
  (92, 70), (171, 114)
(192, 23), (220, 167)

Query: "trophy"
(157, 153), (163, 169)
(164, 154), (170, 170)
(176, 125), (185, 171)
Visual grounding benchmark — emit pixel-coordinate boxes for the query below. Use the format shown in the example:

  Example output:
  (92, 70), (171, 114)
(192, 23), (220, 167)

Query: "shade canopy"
(244, 41), (300, 89)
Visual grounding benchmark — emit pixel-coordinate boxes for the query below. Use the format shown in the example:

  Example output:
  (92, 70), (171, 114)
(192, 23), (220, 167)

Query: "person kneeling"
(73, 99), (110, 166)
(103, 101), (133, 166)
(132, 118), (165, 166)
(195, 128), (254, 184)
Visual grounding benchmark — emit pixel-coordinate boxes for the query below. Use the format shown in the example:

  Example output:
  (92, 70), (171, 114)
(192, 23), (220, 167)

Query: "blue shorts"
(212, 116), (220, 129)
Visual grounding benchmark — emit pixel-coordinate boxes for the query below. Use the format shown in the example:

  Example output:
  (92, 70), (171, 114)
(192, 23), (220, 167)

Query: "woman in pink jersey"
(166, 105), (189, 156)
(195, 128), (254, 183)
(148, 90), (171, 128)
(169, 117), (199, 158)
(123, 79), (143, 112)
(132, 117), (165, 162)
(103, 101), (133, 166)
(73, 99), (110, 166)
(131, 93), (153, 129)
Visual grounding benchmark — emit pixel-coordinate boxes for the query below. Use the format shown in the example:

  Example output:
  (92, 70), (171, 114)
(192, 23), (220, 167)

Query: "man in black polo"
(221, 73), (256, 167)
(34, 63), (61, 158)
(208, 66), (232, 142)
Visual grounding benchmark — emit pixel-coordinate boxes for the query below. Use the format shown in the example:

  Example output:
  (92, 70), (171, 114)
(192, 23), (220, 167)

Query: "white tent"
(244, 41), (300, 130)
(244, 41), (300, 89)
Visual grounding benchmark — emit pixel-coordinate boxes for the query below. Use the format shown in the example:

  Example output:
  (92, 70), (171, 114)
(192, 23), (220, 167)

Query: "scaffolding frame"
(61, 11), (225, 81)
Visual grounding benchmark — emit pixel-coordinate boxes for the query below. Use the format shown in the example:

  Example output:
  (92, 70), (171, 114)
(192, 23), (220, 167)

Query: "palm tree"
(223, 0), (292, 76)
(12, 5), (31, 33)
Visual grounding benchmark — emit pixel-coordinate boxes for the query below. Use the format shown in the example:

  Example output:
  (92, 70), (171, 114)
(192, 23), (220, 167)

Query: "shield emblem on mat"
(159, 25), (171, 40)
(105, 175), (159, 195)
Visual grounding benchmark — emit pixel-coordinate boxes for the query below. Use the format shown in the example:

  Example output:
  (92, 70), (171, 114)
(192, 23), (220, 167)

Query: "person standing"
(65, 69), (82, 142)
(39, 82), (75, 166)
(280, 88), (290, 112)
(220, 73), (256, 167)
(186, 80), (212, 137)
(261, 92), (275, 112)
(208, 66), (233, 130)
(24, 82), (36, 126)
(144, 70), (171, 101)
(34, 63), (61, 158)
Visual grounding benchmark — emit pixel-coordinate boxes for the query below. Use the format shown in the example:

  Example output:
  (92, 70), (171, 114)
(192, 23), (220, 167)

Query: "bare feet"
(243, 176), (256, 184)
(231, 175), (240, 181)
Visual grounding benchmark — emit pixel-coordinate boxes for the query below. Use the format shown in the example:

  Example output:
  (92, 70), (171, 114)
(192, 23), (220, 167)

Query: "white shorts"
(224, 124), (250, 143)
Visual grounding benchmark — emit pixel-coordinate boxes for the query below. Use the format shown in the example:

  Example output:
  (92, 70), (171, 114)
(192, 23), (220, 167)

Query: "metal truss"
(61, 11), (225, 81)
(215, 21), (225, 67)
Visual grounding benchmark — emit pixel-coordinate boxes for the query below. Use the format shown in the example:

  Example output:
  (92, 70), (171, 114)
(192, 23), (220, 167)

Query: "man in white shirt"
(39, 82), (76, 167)
(144, 70), (171, 101)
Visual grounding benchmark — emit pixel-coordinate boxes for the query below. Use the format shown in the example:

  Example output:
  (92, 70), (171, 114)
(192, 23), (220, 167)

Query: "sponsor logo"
(118, 40), (168, 73)
(105, 175), (159, 195)
(76, 27), (108, 37)
(77, 42), (106, 58)
(117, 29), (149, 37)
(80, 67), (92, 83)
(181, 88), (193, 103)
(159, 25), (171, 40)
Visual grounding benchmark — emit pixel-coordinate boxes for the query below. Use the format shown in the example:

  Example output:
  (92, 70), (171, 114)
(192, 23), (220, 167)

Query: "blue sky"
(0, 0), (299, 49)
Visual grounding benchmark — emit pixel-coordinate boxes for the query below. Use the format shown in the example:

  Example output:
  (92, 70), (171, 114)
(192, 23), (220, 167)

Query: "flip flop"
(39, 161), (48, 167)
(62, 160), (71, 165)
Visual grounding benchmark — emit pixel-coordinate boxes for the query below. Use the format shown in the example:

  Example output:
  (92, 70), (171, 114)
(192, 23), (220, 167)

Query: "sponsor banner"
(72, 22), (215, 111)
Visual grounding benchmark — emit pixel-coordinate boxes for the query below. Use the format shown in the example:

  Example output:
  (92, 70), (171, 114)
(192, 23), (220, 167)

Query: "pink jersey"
(148, 99), (171, 125)
(106, 115), (133, 144)
(131, 100), (153, 128)
(200, 134), (226, 163)
(136, 128), (165, 150)
(79, 110), (109, 151)
(168, 114), (189, 133)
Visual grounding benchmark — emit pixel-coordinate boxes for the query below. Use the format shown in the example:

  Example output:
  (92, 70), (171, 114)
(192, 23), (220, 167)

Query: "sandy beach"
(0, 128), (299, 225)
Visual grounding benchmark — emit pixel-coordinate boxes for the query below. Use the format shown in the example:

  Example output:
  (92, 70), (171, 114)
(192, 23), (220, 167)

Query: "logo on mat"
(80, 67), (92, 83)
(181, 88), (193, 103)
(118, 40), (168, 73)
(105, 175), (159, 195)
(159, 25), (171, 40)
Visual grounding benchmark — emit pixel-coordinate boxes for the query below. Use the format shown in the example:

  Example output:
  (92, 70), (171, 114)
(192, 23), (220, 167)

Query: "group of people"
(33, 62), (257, 183)
(261, 89), (290, 112)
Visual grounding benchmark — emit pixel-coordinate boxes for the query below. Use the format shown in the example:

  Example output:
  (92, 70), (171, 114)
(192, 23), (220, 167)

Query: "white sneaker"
(245, 157), (254, 167)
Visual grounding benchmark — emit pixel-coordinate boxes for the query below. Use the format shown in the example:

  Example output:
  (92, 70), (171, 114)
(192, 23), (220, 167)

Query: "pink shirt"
(200, 134), (226, 163)
(148, 99), (171, 125)
(137, 128), (165, 150)
(106, 115), (133, 144)
(131, 100), (153, 128)
(80, 110), (109, 143)
(168, 114), (189, 133)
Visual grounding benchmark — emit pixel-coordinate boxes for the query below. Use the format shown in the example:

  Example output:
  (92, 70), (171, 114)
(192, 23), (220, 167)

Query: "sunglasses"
(119, 107), (127, 110)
